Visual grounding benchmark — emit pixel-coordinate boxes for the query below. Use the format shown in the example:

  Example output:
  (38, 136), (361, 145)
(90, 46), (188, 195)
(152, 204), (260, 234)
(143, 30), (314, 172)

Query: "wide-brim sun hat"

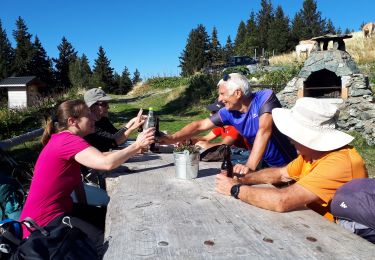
(84, 88), (112, 107)
(272, 97), (354, 151)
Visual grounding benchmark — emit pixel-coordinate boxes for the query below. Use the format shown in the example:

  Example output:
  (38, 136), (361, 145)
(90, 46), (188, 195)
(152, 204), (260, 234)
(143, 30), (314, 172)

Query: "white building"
(0, 76), (45, 109)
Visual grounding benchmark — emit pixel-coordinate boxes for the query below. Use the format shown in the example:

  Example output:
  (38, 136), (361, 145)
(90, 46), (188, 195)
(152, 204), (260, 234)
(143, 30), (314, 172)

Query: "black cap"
(206, 101), (224, 112)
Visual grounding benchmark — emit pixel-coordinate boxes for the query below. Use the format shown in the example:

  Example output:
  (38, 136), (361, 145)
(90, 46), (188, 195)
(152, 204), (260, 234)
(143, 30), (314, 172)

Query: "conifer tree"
(243, 12), (259, 57)
(69, 54), (92, 89)
(119, 66), (132, 94)
(179, 24), (211, 76)
(257, 0), (274, 51)
(267, 6), (291, 54)
(223, 36), (234, 62)
(12, 17), (35, 76)
(299, 0), (326, 39)
(291, 12), (305, 45)
(0, 19), (14, 80)
(326, 19), (336, 34)
(53, 37), (77, 90)
(234, 21), (247, 55)
(92, 46), (114, 92)
(31, 36), (54, 88)
(132, 69), (141, 85)
(344, 28), (351, 34)
(210, 27), (222, 64)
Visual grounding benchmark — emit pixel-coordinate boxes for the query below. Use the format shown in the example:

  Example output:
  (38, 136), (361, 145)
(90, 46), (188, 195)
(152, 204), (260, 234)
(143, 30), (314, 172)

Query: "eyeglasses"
(95, 101), (109, 107)
(223, 74), (231, 81)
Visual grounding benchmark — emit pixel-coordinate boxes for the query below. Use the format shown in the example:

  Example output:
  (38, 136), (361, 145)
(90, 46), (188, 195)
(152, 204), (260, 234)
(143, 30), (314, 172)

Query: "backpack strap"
(22, 217), (49, 236)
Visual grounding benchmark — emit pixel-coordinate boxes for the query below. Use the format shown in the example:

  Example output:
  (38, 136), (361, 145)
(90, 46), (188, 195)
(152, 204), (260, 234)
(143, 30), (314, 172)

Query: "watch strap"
(230, 184), (242, 199)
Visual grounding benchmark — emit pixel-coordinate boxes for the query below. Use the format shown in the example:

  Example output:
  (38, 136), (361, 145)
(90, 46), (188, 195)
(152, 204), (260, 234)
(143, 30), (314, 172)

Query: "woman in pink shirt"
(20, 99), (154, 257)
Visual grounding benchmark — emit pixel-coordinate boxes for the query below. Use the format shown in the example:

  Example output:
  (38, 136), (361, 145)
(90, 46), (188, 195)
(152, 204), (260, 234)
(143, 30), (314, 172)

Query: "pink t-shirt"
(20, 132), (90, 237)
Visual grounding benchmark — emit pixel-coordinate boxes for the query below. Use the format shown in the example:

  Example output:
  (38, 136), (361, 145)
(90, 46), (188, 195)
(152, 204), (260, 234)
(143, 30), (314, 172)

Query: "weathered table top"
(104, 153), (375, 259)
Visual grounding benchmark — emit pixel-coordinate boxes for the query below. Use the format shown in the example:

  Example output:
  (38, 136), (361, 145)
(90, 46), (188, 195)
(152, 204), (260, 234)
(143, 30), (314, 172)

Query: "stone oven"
(277, 34), (375, 145)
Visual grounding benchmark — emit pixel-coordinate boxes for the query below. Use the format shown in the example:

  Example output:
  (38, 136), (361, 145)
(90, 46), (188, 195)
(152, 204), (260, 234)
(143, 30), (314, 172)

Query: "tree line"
(0, 17), (141, 99)
(179, 0), (353, 76)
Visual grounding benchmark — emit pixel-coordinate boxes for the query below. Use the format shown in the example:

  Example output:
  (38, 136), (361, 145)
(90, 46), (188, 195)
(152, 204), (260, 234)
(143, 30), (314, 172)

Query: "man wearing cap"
(192, 100), (250, 150)
(84, 88), (144, 152)
(160, 73), (297, 171)
(215, 97), (368, 221)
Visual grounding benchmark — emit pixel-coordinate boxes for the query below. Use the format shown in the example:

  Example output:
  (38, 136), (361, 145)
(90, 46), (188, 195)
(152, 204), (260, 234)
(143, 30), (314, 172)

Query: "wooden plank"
(104, 153), (375, 259)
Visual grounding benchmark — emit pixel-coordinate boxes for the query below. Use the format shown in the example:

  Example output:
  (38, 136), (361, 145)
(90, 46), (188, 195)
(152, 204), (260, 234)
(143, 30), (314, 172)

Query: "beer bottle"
(150, 117), (160, 153)
(221, 145), (233, 177)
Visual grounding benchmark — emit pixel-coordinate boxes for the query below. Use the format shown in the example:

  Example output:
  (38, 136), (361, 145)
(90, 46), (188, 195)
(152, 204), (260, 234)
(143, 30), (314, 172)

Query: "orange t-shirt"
(287, 146), (368, 221)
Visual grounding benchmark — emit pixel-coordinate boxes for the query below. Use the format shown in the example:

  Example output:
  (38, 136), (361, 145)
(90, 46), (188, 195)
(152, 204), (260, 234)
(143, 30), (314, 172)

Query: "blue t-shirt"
(211, 89), (296, 167)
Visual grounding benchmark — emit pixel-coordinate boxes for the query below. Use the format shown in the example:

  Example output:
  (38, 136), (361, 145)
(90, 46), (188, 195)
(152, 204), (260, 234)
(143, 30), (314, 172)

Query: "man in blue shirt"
(160, 73), (296, 174)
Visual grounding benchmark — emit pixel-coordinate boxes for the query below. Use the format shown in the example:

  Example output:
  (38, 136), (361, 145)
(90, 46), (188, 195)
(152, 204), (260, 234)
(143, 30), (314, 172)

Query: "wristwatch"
(230, 184), (242, 199)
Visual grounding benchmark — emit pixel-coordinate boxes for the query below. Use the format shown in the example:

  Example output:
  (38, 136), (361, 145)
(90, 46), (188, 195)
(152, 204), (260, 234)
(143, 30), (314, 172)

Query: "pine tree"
(300, 0), (325, 39)
(291, 12), (305, 45)
(132, 69), (141, 85)
(120, 66), (132, 94)
(267, 6), (291, 54)
(53, 37), (77, 90)
(31, 36), (54, 88)
(257, 0), (274, 51)
(69, 54), (92, 89)
(92, 46), (114, 92)
(12, 17), (35, 76)
(0, 19), (14, 80)
(344, 28), (351, 34)
(210, 27), (222, 64)
(326, 19), (336, 34)
(234, 21), (247, 55)
(179, 24), (211, 76)
(243, 11), (260, 57)
(223, 36), (234, 62)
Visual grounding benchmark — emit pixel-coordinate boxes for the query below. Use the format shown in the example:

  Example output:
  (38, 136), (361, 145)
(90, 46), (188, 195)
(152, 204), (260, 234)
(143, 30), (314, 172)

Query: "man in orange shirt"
(215, 97), (368, 221)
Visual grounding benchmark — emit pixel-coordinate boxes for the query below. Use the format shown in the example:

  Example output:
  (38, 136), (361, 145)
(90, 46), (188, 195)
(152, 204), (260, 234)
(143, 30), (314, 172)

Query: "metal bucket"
(173, 150), (199, 179)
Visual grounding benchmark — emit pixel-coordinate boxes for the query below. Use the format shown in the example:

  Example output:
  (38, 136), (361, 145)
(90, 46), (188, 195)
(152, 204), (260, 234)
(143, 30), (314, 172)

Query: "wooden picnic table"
(104, 153), (375, 259)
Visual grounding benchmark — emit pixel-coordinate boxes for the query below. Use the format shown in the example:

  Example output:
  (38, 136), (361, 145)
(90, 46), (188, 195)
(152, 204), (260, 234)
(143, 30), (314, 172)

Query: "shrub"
(146, 77), (189, 89)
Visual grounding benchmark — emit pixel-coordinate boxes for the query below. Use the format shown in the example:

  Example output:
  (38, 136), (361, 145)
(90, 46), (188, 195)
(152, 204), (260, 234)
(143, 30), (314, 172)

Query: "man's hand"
(233, 164), (251, 176)
(126, 109), (146, 132)
(215, 172), (239, 196)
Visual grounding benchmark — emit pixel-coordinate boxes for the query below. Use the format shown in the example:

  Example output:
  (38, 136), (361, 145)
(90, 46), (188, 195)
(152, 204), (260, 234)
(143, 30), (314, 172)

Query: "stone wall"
(277, 51), (375, 145)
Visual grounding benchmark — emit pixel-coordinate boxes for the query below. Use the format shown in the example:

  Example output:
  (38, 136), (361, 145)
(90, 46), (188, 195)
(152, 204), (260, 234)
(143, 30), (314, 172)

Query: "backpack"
(0, 219), (23, 259)
(1, 217), (99, 260)
(199, 145), (227, 162)
(0, 175), (26, 221)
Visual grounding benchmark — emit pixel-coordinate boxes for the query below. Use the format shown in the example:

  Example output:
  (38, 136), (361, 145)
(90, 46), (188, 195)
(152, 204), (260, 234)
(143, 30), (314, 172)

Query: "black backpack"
(1, 217), (99, 260)
(0, 219), (23, 259)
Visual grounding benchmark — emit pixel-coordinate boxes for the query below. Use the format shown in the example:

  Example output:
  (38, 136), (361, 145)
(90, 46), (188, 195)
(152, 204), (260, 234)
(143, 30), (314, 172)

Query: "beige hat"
(272, 97), (353, 151)
(84, 88), (112, 107)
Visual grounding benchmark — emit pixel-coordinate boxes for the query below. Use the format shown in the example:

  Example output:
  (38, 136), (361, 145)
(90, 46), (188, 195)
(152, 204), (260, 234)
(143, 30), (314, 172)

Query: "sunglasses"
(223, 74), (231, 81)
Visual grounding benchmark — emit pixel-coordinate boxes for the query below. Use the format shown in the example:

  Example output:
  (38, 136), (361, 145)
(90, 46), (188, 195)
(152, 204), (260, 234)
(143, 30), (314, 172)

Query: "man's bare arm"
(237, 166), (291, 185)
(161, 118), (215, 144)
(237, 183), (319, 212)
(245, 113), (273, 171)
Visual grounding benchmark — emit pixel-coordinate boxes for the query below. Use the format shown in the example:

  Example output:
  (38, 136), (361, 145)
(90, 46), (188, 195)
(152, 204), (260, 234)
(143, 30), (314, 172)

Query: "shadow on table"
(197, 168), (220, 178)
(106, 162), (174, 178)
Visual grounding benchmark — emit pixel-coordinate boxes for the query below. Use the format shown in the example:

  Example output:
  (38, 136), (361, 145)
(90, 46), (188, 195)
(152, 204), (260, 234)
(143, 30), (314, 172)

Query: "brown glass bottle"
(150, 117), (160, 153)
(221, 145), (233, 177)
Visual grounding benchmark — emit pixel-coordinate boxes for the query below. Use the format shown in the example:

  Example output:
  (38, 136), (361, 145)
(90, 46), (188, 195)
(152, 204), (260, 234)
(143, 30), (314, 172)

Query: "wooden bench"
(104, 153), (375, 259)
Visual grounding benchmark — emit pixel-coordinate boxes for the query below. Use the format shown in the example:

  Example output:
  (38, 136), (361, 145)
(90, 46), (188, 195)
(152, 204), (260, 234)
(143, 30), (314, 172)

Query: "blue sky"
(0, 0), (373, 79)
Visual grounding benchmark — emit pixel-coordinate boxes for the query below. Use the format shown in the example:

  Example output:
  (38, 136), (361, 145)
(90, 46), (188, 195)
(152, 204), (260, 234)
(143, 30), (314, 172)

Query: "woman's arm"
(75, 127), (155, 171)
